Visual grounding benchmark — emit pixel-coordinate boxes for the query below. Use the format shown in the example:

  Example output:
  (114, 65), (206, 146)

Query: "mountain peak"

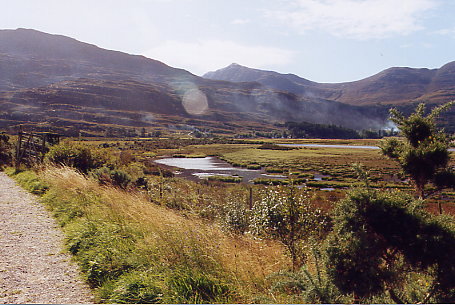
(203, 63), (315, 89)
(228, 63), (242, 67)
(213, 63), (251, 73)
(204, 63), (273, 83)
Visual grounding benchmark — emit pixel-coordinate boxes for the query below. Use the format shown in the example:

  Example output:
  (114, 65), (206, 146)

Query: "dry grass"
(40, 166), (289, 302)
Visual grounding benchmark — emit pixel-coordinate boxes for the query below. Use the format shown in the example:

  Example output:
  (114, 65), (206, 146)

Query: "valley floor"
(0, 172), (93, 304)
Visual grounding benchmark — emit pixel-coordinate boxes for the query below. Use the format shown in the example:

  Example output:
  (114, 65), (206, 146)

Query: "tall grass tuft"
(39, 166), (288, 303)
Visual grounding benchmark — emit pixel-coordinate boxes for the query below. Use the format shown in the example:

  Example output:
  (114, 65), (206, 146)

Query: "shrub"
(381, 102), (455, 198)
(325, 187), (455, 303)
(250, 186), (331, 270)
(220, 198), (250, 234)
(0, 132), (12, 168)
(90, 167), (132, 189)
(46, 142), (106, 173)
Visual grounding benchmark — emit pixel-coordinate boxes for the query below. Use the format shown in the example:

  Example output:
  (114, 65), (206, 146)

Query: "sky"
(1, 0), (455, 83)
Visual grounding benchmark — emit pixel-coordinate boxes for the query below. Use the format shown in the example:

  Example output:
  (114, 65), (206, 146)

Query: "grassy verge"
(8, 167), (289, 303)
(5, 168), (49, 194)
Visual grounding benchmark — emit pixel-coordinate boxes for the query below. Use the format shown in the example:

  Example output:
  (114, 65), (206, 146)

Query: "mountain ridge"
(0, 28), (453, 136)
(203, 62), (455, 105)
(0, 28), (196, 91)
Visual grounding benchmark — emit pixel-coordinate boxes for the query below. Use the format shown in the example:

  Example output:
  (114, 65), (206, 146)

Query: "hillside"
(204, 62), (455, 106)
(0, 28), (192, 90)
(0, 29), (391, 136)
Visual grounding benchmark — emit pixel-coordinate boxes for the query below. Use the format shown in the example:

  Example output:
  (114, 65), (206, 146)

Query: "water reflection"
(278, 143), (380, 149)
(155, 157), (233, 170)
(154, 157), (286, 183)
(279, 143), (455, 152)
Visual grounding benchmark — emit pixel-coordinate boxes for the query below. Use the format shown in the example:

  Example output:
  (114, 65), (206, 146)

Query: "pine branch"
(429, 100), (455, 120)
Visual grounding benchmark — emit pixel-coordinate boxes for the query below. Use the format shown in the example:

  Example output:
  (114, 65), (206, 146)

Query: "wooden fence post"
(249, 187), (253, 209)
(15, 130), (60, 168)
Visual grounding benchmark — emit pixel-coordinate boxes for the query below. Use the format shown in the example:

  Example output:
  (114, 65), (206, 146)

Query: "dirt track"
(0, 172), (93, 304)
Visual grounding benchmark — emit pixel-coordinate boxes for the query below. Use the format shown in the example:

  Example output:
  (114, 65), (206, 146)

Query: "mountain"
(0, 28), (393, 136)
(0, 28), (194, 91)
(204, 63), (455, 106)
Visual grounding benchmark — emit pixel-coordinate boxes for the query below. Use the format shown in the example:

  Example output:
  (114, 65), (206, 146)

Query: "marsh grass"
(207, 175), (242, 183)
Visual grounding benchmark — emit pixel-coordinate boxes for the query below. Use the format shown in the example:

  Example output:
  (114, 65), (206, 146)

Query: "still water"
(279, 143), (455, 151)
(154, 156), (286, 183)
(278, 143), (380, 149)
(154, 143), (454, 183)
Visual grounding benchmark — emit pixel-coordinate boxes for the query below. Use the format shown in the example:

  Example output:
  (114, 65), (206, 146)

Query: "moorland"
(1, 28), (455, 304)
(2, 115), (454, 303)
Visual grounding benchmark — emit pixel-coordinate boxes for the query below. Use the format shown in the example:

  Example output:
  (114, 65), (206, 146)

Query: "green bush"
(250, 186), (331, 269)
(0, 133), (12, 168)
(382, 102), (455, 198)
(90, 167), (132, 189)
(326, 187), (455, 303)
(46, 142), (106, 173)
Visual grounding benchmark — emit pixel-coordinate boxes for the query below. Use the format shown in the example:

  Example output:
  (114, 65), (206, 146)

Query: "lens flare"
(182, 88), (208, 115)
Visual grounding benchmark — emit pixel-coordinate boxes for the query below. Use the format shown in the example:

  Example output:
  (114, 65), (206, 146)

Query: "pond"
(154, 156), (286, 183)
(278, 143), (380, 149)
(279, 143), (455, 152)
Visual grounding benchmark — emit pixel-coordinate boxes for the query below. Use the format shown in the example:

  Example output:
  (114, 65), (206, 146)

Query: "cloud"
(231, 18), (251, 25)
(145, 40), (295, 74)
(435, 27), (455, 36)
(266, 0), (436, 39)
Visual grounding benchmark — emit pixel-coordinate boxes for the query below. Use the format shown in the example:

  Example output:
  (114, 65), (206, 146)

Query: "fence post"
(15, 131), (23, 169)
(249, 187), (253, 210)
(41, 134), (46, 162)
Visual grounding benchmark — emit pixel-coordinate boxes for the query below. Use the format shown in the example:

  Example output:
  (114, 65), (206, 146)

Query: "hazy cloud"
(435, 27), (455, 36)
(145, 40), (295, 74)
(267, 0), (436, 39)
(231, 19), (251, 25)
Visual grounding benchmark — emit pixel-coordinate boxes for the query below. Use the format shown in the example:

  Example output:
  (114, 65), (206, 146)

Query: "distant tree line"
(285, 121), (360, 139)
(285, 121), (398, 139)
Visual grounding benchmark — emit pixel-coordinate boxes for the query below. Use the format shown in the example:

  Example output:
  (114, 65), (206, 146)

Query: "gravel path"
(0, 172), (94, 304)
